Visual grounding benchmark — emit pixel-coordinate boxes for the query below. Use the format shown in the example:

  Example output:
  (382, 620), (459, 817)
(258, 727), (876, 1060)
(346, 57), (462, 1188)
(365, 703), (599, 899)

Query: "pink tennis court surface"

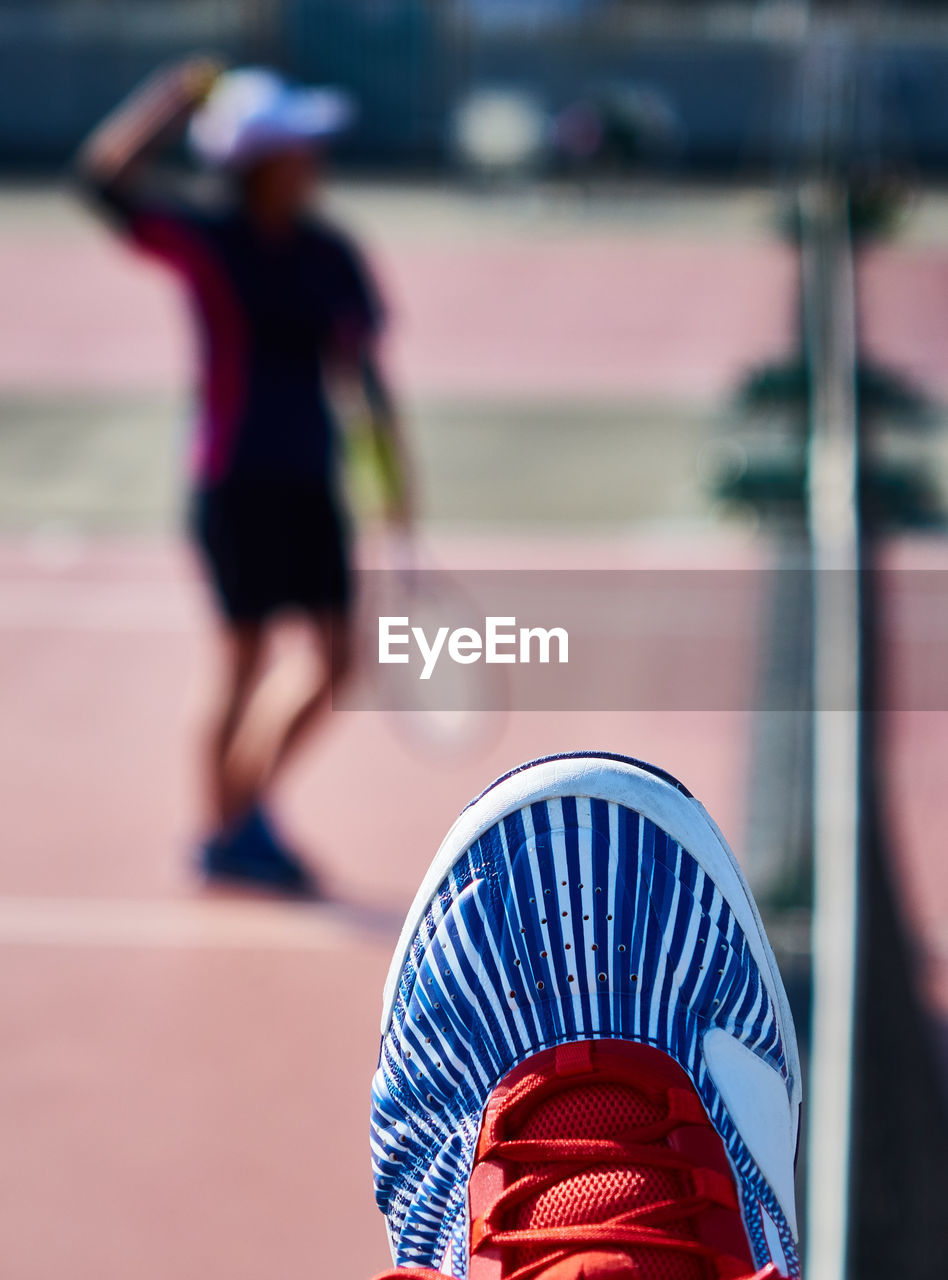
(2, 217), (946, 401)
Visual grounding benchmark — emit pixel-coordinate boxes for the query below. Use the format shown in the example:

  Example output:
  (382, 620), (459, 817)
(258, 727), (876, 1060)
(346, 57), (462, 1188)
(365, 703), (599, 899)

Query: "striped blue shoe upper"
(371, 792), (799, 1278)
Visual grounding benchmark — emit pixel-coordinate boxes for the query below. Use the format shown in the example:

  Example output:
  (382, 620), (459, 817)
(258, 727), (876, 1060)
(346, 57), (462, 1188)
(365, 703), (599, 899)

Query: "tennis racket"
(366, 534), (507, 762)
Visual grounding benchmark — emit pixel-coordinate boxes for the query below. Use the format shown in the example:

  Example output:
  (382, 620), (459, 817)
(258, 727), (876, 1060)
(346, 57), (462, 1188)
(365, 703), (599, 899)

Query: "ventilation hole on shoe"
(698, 938), (705, 945)
(561, 880), (567, 886)
(607, 914), (613, 921)
(718, 968), (725, 975)
(568, 974), (575, 982)
(583, 914), (590, 921)
(427, 978), (432, 985)
(520, 928), (526, 934)
(598, 972), (607, 982)
(541, 950), (548, 958)
(565, 943), (572, 950)
(514, 958), (521, 966)
(596, 887), (602, 893)
(442, 1026), (448, 1033)
(427, 1094), (435, 1103)
(545, 889), (551, 895)
(450, 994), (456, 1000)
(591, 944), (598, 952)
(578, 883), (584, 889)
(540, 918), (547, 925)
(425, 1037), (431, 1043)
(562, 911), (568, 918)
(631, 973), (638, 981)
(509, 990), (516, 999)
(529, 898), (535, 904)
(618, 944), (626, 953)
(434, 1002), (440, 1009)
(436, 1061), (442, 1069)
(537, 981), (545, 991)
(406, 1050), (411, 1058)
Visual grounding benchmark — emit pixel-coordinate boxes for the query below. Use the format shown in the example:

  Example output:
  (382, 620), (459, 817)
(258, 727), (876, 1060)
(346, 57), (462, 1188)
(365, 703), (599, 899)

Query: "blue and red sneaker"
(370, 753), (801, 1280)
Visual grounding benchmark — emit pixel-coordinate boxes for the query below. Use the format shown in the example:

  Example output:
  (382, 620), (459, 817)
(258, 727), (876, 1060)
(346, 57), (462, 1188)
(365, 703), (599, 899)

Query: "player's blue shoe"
(198, 806), (318, 898)
(371, 752), (801, 1280)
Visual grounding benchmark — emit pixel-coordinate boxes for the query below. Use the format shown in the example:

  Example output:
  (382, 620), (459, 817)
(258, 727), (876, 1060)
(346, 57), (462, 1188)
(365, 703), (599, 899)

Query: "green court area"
(0, 392), (721, 532)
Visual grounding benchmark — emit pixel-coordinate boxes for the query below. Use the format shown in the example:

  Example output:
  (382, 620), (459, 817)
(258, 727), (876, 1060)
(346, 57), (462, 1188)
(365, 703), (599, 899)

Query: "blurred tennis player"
(77, 59), (413, 895)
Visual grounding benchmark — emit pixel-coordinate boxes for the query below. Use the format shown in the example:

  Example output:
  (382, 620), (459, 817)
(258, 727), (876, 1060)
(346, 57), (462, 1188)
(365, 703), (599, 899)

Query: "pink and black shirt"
(88, 178), (384, 490)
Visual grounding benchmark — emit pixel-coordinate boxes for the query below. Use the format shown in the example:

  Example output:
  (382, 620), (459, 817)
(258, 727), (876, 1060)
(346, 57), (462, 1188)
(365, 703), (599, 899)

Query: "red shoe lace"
(372, 1040), (782, 1280)
(371, 1268), (779, 1280)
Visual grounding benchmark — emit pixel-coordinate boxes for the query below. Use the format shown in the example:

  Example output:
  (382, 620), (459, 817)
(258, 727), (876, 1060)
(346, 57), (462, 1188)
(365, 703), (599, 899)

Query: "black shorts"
(191, 478), (351, 623)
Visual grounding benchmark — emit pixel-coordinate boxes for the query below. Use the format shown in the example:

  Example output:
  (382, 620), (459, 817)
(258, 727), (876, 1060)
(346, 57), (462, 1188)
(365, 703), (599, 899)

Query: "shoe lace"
(468, 1071), (761, 1280)
(370, 1265), (780, 1280)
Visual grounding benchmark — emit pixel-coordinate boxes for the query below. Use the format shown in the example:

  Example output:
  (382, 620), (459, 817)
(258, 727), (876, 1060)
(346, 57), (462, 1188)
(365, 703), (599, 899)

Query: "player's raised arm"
(75, 56), (222, 190)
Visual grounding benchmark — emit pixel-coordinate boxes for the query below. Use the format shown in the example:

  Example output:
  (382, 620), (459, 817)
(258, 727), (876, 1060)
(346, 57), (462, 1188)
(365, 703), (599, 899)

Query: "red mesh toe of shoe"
(467, 1040), (759, 1280)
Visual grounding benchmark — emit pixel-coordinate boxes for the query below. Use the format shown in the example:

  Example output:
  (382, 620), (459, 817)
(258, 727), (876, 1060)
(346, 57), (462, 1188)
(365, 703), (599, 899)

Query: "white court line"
(0, 895), (373, 951)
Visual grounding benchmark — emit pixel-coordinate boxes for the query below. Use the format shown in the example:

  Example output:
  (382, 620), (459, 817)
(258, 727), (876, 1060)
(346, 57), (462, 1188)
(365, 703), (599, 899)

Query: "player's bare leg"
(220, 611), (353, 822)
(205, 621), (265, 829)
(274, 612), (353, 772)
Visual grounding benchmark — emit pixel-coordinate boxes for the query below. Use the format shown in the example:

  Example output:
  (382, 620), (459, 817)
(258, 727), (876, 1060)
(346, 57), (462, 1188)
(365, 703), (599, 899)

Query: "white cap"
(189, 68), (355, 170)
